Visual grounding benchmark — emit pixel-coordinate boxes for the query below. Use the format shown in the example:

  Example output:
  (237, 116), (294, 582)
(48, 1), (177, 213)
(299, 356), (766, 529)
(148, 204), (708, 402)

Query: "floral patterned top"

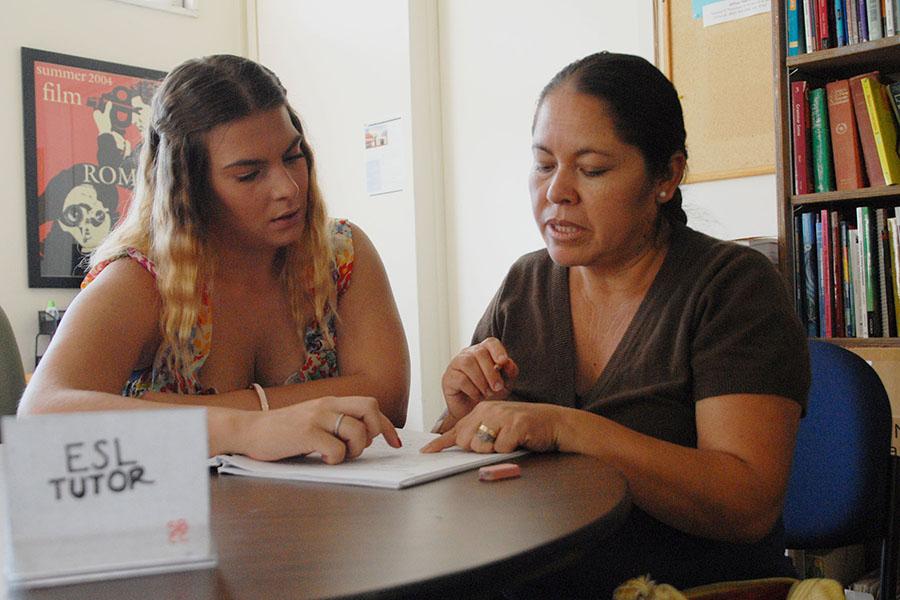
(81, 219), (354, 397)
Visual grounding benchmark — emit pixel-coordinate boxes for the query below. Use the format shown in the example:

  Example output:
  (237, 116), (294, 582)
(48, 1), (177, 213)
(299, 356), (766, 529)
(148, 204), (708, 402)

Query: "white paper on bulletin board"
(702, 0), (769, 27)
(365, 117), (404, 196)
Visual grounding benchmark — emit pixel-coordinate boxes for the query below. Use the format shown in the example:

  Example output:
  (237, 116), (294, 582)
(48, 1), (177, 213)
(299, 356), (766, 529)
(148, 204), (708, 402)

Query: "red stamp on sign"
(166, 518), (189, 543)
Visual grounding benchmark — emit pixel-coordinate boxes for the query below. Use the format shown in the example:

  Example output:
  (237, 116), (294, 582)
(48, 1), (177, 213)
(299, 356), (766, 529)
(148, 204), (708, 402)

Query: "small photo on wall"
(21, 47), (166, 288)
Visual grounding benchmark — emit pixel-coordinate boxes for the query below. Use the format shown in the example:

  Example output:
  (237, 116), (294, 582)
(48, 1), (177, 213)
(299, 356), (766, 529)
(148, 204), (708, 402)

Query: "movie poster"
(22, 48), (165, 288)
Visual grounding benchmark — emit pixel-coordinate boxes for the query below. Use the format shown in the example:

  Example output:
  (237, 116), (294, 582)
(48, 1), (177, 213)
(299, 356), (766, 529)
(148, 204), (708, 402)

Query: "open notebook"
(209, 429), (527, 489)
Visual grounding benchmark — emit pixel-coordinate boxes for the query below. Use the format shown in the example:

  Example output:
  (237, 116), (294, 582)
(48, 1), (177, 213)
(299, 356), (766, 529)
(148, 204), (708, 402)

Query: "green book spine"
(859, 206), (880, 336)
(810, 88), (834, 193)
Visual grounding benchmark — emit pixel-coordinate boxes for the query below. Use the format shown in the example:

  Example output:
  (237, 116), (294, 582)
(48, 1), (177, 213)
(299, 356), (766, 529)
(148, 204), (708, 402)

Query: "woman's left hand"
(420, 401), (568, 454)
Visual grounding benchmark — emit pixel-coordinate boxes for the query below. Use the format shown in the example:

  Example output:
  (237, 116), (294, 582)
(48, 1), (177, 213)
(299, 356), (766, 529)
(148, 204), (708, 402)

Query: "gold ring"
(476, 423), (498, 444)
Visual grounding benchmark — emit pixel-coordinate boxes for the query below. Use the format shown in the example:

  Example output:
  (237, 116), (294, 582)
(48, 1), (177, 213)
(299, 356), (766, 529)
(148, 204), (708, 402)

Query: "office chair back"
(0, 304), (25, 420)
(783, 340), (897, 597)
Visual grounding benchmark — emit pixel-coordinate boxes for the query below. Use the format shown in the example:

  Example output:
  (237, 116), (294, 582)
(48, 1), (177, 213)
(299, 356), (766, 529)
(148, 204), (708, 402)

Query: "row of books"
(791, 72), (900, 195)
(793, 206), (900, 338)
(787, 0), (899, 54)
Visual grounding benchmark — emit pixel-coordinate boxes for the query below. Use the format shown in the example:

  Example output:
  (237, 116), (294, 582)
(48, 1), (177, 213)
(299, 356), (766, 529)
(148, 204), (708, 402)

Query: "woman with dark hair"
(21, 55), (408, 463)
(424, 52), (809, 594)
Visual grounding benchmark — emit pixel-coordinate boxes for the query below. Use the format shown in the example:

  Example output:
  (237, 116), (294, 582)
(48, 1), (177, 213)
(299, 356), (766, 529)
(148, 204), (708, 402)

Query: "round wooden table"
(10, 452), (630, 599)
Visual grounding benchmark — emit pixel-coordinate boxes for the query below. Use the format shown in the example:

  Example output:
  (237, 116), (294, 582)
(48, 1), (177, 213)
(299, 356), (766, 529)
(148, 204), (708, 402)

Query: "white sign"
(1, 409), (215, 588)
(702, 0), (769, 27)
(365, 117), (405, 196)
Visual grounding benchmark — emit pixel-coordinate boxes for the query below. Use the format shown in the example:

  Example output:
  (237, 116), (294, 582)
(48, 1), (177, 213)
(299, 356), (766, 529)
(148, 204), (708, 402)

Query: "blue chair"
(782, 340), (898, 598)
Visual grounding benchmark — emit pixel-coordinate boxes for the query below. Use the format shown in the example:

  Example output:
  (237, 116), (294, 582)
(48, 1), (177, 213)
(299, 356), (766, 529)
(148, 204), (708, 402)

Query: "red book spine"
(849, 71), (886, 187)
(821, 208), (834, 337)
(792, 81), (813, 195)
(830, 211), (845, 335)
(816, 0), (832, 47)
(826, 79), (866, 191)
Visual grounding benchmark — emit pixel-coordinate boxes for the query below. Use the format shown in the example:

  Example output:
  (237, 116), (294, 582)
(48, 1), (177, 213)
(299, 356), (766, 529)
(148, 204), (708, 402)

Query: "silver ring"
(333, 413), (345, 437)
(476, 423), (497, 444)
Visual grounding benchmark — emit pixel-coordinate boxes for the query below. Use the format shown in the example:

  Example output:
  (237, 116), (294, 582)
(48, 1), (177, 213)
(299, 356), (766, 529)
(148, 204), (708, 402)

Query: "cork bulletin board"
(654, 0), (775, 183)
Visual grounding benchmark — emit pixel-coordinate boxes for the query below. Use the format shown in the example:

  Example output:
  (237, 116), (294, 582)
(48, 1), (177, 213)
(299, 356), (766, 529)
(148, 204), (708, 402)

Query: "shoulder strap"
(80, 248), (157, 289)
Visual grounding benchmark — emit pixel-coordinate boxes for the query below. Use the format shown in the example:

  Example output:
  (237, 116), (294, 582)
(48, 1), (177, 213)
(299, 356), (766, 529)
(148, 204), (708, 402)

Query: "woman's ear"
(656, 152), (686, 203)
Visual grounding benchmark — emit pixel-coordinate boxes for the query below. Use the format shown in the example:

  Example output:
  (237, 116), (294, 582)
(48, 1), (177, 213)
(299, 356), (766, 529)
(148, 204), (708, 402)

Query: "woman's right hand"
(440, 338), (519, 430)
(236, 395), (401, 463)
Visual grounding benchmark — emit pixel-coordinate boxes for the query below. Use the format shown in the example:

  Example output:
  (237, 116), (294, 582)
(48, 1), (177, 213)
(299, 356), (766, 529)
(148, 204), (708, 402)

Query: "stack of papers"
(209, 429), (526, 489)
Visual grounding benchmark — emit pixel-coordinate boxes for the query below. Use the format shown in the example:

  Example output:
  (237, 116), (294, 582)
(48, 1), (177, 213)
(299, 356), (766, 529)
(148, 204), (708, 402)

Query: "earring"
(658, 191), (667, 199)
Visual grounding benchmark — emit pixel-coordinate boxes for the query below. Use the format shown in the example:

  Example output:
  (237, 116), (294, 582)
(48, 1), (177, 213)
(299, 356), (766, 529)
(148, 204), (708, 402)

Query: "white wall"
(439, 1), (655, 349)
(683, 175), (778, 239)
(0, 0), (249, 371)
(438, 1), (779, 349)
(255, 0), (434, 430)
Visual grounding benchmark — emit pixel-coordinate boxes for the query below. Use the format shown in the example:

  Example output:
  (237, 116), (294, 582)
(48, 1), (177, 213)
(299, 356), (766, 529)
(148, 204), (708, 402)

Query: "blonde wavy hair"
(91, 55), (335, 374)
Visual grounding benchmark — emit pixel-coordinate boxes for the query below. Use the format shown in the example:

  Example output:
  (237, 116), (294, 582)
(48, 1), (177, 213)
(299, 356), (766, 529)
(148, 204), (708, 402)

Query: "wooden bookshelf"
(819, 336), (900, 348)
(790, 185), (900, 206)
(773, 1), (900, 349)
(786, 35), (900, 74)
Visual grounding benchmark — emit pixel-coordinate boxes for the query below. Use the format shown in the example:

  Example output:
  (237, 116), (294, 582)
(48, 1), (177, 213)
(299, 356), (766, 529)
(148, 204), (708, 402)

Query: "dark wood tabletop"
(10, 452), (630, 600)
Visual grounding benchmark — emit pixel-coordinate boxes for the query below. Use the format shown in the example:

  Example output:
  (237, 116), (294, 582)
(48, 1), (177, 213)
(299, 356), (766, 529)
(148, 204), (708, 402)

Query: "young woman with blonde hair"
(21, 55), (408, 462)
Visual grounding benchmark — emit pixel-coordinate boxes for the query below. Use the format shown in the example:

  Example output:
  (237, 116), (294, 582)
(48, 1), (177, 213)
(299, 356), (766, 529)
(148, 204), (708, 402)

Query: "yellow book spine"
(861, 78), (900, 185)
(889, 219), (900, 327)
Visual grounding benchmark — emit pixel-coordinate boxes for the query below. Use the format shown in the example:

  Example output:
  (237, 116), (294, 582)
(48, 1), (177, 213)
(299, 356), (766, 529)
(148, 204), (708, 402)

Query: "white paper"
(365, 117), (405, 196)
(2, 409), (215, 588)
(210, 429), (527, 489)
(702, 0), (769, 27)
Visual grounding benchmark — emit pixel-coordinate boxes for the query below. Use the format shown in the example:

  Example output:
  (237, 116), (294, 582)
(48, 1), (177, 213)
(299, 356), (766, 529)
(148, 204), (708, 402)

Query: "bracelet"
(250, 383), (269, 412)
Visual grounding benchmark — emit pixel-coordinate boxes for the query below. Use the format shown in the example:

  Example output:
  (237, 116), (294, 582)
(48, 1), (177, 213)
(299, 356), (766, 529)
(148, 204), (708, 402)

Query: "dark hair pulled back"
(535, 52), (688, 225)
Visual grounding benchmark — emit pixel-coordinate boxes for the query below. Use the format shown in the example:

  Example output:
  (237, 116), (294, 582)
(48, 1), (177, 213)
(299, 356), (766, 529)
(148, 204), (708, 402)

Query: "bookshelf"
(773, 2), (900, 347)
(773, 12), (900, 591)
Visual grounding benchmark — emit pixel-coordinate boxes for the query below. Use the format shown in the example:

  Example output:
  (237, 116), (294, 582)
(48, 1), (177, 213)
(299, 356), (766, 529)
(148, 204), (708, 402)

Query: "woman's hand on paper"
(421, 400), (567, 455)
(438, 338), (519, 433)
(239, 396), (401, 463)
